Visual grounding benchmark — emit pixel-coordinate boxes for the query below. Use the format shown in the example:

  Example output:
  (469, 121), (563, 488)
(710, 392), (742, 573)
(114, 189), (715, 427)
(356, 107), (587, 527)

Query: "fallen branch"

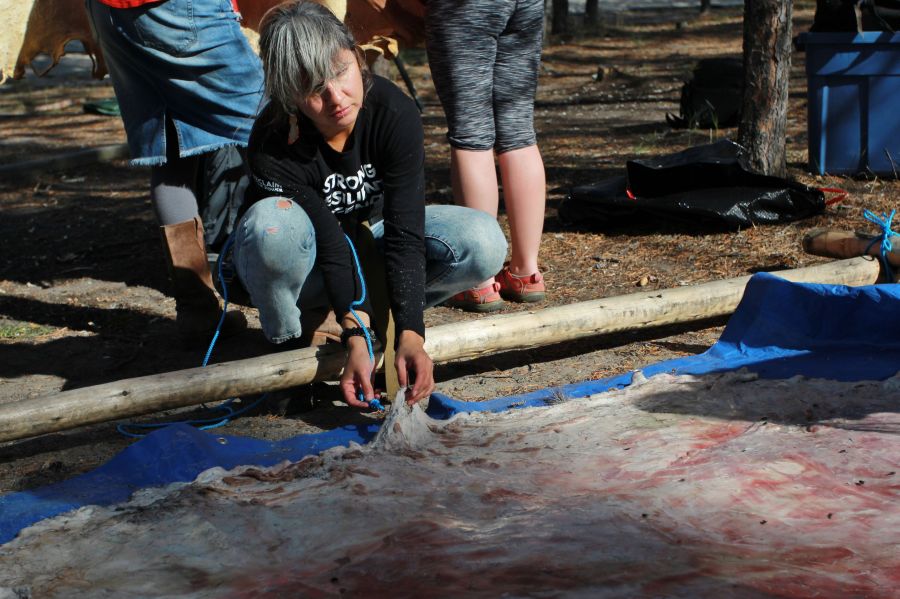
(0, 257), (880, 443)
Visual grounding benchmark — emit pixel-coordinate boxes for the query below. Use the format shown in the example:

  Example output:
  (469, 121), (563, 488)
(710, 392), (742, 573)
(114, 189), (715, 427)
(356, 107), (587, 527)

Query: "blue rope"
(344, 233), (384, 412)
(117, 234), (269, 438)
(116, 394), (267, 438)
(200, 235), (235, 367)
(863, 209), (898, 283)
(118, 232), (383, 438)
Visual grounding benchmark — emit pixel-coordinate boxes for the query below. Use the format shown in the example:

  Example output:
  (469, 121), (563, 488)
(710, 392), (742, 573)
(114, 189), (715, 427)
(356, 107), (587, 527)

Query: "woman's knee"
(467, 210), (508, 275)
(428, 205), (507, 276)
(235, 197), (316, 274)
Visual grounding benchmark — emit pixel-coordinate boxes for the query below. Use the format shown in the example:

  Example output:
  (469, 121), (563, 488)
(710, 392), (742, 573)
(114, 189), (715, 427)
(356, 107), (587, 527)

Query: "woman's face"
(297, 48), (364, 143)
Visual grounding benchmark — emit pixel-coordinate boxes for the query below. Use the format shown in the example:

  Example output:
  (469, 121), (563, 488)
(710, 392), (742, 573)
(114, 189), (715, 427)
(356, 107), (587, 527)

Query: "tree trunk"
(544, 0), (552, 39)
(552, 0), (569, 35)
(585, 0), (599, 25)
(700, 0), (712, 14)
(737, 0), (792, 178)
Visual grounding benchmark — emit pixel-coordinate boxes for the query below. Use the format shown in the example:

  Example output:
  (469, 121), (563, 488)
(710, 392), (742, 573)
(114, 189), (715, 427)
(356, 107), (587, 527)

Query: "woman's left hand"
(339, 337), (375, 408)
(395, 331), (435, 405)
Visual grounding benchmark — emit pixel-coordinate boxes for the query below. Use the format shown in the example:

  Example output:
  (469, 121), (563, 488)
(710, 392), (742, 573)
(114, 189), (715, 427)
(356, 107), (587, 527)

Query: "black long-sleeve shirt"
(244, 76), (427, 337)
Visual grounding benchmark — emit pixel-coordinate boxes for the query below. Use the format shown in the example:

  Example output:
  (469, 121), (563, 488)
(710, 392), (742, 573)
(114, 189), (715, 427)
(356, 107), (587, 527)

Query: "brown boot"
(160, 217), (247, 346)
(298, 308), (342, 348)
(802, 228), (900, 267)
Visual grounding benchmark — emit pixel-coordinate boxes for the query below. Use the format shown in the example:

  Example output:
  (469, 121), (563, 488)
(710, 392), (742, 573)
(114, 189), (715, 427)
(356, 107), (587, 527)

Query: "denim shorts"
(85, 0), (264, 165)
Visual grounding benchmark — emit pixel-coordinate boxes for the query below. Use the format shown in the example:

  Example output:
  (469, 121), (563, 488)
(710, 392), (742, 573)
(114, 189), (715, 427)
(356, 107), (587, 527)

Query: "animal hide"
(1, 0), (424, 83)
(1, 371), (898, 596)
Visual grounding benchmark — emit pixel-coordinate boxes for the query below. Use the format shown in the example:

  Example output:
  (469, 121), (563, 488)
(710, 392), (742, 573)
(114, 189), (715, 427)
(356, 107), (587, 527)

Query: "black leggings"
(425, 0), (543, 154)
(150, 116), (200, 226)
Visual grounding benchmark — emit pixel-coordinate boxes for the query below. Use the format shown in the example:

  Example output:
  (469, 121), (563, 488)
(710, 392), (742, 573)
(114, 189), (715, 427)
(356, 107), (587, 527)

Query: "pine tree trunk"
(552, 0), (569, 34)
(737, 0), (792, 178)
(544, 0), (553, 39)
(585, 0), (599, 25)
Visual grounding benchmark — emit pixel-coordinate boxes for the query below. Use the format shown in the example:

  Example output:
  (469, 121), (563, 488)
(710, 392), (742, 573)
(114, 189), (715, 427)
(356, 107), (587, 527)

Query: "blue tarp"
(2, 273), (899, 545)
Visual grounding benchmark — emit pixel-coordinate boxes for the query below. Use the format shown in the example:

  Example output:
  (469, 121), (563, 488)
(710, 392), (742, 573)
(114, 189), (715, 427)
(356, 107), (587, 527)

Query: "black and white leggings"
(425, 0), (544, 154)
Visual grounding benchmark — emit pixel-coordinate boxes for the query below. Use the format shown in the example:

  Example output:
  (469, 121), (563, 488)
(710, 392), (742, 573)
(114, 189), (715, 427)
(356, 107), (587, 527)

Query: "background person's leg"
(426, 0), (512, 294)
(449, 147), (499, 291)
(85, 0), (258, 342)
(154, 117), (246, 344)
(160, 215), (246, 345)
(497, 145), (545, 277)
(493, 0), (547, 296)
(151, 116), (201, 225)
(449, 147), (499, 220)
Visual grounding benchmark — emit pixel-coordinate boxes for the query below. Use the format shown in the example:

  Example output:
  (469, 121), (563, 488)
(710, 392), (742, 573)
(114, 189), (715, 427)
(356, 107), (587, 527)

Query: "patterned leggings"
(425, 0), (544, 154)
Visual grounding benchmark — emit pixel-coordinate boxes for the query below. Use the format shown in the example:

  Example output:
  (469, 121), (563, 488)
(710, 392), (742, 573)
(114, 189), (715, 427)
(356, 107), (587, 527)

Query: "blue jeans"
(85, 0), (264, 165)
(232, 201), (508, 343)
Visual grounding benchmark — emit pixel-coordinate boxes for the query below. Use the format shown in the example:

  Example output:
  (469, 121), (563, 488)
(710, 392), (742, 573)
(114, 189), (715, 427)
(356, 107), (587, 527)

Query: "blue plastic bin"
(800, 32), (900, 176)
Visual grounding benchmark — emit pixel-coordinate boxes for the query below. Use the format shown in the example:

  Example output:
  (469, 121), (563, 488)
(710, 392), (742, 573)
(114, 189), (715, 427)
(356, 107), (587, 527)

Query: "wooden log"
(425, 256), (880, 363)
(0, 257), (880, 443)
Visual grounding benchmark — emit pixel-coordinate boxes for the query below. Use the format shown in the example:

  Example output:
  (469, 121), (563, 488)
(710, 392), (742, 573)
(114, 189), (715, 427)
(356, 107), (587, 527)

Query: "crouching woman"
(231, 1), (507, 407)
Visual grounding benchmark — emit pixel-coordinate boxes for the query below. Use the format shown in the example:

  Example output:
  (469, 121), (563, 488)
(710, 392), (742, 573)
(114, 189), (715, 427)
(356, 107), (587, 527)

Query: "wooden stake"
(0, 257), (880, 443)
(383, 309), (400, 399)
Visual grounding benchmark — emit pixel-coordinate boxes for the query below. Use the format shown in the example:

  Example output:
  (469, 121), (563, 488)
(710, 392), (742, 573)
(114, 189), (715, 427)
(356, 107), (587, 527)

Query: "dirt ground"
(0, 3), (895, 494)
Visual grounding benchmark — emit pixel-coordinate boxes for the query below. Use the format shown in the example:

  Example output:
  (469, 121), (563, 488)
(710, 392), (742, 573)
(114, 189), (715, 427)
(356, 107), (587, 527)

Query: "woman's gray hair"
(258, 1), (369, 117)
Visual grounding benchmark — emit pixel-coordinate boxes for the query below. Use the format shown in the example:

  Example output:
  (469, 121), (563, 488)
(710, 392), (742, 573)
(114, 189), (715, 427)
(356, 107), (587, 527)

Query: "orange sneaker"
(444, 282), (505, 312)
(496, 267), (546, 303)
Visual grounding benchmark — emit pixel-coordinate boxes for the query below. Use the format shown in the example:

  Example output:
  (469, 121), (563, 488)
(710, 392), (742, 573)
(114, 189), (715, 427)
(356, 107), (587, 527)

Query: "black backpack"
(666, 57), (744, 130)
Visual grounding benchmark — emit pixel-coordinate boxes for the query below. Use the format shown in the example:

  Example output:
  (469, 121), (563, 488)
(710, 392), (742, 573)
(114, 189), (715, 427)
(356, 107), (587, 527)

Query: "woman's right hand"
(339, 337), (375, 408)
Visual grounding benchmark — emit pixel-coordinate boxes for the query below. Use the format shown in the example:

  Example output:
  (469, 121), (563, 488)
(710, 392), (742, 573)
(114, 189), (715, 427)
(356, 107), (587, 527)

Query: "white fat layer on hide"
(1, 371), (898, 597)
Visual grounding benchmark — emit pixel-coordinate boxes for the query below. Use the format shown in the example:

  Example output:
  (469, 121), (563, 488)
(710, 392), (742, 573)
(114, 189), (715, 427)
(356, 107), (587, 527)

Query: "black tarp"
(558, 140), (829, 232)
